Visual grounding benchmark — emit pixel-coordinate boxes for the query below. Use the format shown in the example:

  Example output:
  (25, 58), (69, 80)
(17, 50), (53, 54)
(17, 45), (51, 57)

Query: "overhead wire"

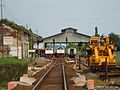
(2, 0), (22, 24)
(2, 0), (37, 31)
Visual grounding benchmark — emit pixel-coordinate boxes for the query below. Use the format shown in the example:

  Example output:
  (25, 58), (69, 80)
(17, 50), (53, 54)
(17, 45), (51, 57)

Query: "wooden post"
(78, 55), (81, 70)
(105, 58), (108, 79)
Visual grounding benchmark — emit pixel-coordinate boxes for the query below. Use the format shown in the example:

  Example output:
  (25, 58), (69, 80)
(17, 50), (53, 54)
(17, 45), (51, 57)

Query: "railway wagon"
(56, 47), (65, 57)
(45, 48), (53, 59)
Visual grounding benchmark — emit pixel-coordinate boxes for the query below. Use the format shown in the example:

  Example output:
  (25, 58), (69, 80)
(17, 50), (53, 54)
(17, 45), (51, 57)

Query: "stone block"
(20, 76), (36, 85)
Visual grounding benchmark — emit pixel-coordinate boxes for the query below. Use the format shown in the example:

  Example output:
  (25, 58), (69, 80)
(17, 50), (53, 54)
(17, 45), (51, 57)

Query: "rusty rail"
(32, 60), (68, 90)
(32, 64), (55, 90)
(62, 62), (68, 90)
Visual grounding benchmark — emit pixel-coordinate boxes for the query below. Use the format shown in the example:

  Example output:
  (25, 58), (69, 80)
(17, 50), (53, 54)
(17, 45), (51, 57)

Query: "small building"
(0, 19), (42, 59)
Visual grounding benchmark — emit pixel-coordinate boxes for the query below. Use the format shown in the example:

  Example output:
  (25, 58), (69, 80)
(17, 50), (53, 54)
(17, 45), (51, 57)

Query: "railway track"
(73, 58), (120, 78)
(32, 60), (68, 90)
(72, 58), (89, 69)
(98, 72), (120, 78)
(97, 67), (120, 78)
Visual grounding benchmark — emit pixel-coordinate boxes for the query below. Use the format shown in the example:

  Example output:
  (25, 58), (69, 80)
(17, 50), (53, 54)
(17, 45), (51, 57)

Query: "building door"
(40, 50), (45, 57)
(70, 49), (74, 55)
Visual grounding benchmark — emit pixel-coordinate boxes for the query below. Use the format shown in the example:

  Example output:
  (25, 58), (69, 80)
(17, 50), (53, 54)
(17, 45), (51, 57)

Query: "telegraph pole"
(1, 0), (3, 27)
(1, 0), (4, 58)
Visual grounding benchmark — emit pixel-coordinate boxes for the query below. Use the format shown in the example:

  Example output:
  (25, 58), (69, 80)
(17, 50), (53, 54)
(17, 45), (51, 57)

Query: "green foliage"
(66, 43), (77, 48)
(0, 18), (38, 50)
(1, 18), (31, 34)
(0, 57), (27, 65)
(108, 32), (120, 51)
(95, 27), (99, 36)
(116, 60), (120, 65)
(29, 28), (33, 50)
(0, 80), (8, 88)
(0, 57), (28, 83)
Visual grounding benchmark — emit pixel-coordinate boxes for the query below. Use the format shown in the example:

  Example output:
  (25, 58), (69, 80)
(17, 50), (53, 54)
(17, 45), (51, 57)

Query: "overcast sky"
(3, 0), (120, 37)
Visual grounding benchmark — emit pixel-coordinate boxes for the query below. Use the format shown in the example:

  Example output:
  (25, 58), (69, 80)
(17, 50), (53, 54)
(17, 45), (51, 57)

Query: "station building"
(35, 27), (91, 57)
(43, 27), (90, 47)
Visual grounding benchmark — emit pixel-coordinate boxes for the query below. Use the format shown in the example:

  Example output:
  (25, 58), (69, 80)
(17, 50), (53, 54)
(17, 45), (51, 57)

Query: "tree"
(108, 32), (120, 51)
(29, 28), (33, 50)
(95, 27), (99, 37)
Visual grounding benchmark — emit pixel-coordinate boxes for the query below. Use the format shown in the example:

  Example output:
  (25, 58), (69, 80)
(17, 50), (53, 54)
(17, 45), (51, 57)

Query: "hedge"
(0, 57), (28, 81)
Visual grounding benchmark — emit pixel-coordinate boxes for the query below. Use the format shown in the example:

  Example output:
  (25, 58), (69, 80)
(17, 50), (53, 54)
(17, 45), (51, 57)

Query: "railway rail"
(98, 72), (120, 78)
(97, 67), (120, 78)
(32, 60), (68, 90)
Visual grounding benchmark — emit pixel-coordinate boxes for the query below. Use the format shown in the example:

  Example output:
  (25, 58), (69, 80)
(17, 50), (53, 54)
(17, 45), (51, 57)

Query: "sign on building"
(3, 36), (13, 45)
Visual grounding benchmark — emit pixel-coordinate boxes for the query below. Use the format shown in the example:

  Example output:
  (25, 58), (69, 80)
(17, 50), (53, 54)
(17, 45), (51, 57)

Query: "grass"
(0, 57), (27, 65)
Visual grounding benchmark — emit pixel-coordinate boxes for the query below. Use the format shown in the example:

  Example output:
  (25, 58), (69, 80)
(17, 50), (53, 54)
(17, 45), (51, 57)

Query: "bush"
(116, 60), (120, 65)
(0, 57), (27, 65)
(0, 80), (8, 88)
(0, 57), (28, 81)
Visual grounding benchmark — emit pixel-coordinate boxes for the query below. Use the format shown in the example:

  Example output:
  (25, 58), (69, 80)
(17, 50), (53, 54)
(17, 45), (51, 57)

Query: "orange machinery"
(89, 35), (116, 70)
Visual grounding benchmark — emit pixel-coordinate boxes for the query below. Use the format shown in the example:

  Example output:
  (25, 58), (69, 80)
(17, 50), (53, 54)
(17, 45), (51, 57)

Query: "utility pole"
(1, 0), (3, 26)
(1, 0), (4, 58)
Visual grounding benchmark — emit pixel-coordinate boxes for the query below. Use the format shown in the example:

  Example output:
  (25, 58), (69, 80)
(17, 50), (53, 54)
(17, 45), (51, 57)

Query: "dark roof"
(43, 32), (63, 40)
(61, 27), (77, 33)
(76, 32), (91, 37)
(43, 27), (91, 40)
